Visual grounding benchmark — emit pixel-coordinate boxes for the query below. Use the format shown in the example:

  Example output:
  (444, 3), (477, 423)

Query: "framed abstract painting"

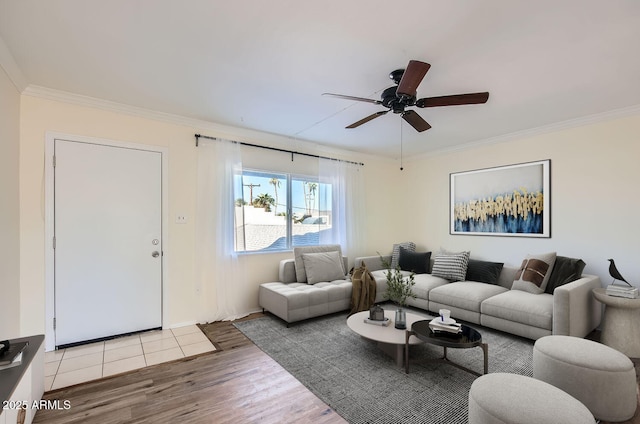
(450, 160), (551, 237)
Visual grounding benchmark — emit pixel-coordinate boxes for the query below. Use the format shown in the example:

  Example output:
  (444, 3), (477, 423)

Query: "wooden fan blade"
(416, 92), (489, 108)
(397, 60), (431, 96)
(346, 111), (389, 129)
(322, 93), (382, 105)
(402, 110), (431, 132)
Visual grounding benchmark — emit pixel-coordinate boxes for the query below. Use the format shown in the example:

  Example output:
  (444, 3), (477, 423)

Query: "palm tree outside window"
(234, 169), (332, 252)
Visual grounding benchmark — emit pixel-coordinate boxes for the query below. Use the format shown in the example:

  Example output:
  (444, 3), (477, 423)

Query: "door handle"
(152, 251), (160, 258)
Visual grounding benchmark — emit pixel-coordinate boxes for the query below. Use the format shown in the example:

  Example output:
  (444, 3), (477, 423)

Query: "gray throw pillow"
(466, 259), (504, 284)
(545, 256), (586, 294)
(293, 244), (344, 282)
(302, 251), (347, 285)
(512, 252), (557, 294)
(431, 250), (471, 282)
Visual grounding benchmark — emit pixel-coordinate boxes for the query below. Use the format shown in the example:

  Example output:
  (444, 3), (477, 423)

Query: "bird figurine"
(608, 259), (632, 287)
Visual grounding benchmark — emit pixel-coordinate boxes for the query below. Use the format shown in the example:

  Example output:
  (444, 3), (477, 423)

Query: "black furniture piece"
(0, 335), (45, 424)
(405, 320), (488, 376)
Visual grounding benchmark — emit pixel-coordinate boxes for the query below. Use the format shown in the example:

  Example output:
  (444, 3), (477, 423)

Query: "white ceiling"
(1, 1), (639, 158)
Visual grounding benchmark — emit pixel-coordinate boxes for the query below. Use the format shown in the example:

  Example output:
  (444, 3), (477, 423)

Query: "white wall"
(18, 94), (401, 336)
(397, 113), (640, 287)
(18, 92), (638, 339)
(0, 65), (21, 339)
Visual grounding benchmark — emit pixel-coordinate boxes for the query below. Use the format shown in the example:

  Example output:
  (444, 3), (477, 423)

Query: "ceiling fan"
(323, 60), (489, 132)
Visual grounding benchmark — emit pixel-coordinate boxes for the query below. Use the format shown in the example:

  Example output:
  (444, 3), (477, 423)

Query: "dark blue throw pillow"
(465, 259), (504, 284)
(398, 246), (431, 274)
(545, 256), (586, 294)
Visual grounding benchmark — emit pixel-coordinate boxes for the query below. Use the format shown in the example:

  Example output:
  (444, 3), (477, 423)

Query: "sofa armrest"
(553, 274), (602, 337)
(353, 255), (390, 272)
(279, 259), (297, 283)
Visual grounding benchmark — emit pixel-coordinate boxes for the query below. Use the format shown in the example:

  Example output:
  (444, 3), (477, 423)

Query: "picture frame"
(450, 160), (550, 237)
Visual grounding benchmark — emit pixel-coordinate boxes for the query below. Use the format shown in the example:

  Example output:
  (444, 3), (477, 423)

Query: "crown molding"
(23, 84), (637, 165)
(22, 85), (254, 134)
(22, 85), (316, 146)
(409, 103), (640, 161)
(0, 35), (28, 92)
(21, 85), (388, 164)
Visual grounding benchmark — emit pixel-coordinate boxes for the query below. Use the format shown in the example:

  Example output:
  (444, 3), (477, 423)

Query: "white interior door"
(54, 139), (162, 347)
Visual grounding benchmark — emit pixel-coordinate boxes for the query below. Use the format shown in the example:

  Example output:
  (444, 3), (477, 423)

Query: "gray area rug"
(234, 307), (534, 424)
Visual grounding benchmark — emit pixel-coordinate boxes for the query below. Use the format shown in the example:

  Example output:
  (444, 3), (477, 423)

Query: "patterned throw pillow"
(512, 252), (557, 294)
(431, 250), (471, 282)
(390, 242), (416, 269)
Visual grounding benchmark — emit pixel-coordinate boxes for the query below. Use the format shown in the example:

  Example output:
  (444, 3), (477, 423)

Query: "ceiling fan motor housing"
(381, 86), (416, 113)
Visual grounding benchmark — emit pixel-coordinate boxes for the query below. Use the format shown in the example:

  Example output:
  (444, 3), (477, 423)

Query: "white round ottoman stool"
(468, 373), (594, 424)
(533, 335), (637, 422)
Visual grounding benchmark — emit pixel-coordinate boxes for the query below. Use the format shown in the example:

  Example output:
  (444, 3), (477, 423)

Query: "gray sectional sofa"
(259, 245), (352, 324)
(258, 245), (603, 340)
(357, 254), (602, 340)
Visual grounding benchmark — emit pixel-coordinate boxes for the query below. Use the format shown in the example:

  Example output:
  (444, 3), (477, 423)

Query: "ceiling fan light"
(392, 103), (405, 114)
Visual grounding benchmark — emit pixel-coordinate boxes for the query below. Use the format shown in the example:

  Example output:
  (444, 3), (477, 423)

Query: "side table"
(592, 287), (640, 358)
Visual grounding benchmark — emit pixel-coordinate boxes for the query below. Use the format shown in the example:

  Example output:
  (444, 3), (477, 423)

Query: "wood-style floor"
(33, 313), (640, 424)
(33, 313), (346, 424)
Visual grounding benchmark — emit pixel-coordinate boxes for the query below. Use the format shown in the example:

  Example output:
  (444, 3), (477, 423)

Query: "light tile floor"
(44, 325), (216, 391)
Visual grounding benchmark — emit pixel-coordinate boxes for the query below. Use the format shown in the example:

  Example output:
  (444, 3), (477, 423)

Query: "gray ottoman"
(468, 373), (594, 424)
(533, 335), (637, 422)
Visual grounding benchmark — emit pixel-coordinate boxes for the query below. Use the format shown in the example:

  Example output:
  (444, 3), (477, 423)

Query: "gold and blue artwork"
(450, 160), (551, 238)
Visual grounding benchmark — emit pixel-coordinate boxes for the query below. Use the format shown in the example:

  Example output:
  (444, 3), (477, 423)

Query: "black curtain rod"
(194, 134), (364, 166)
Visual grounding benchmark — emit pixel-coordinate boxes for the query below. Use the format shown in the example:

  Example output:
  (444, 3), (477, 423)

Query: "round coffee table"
(346, 309), (426, 367)
(405, 320), (488, 376)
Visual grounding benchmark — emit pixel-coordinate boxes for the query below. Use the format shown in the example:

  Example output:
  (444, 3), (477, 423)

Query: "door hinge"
(53, 236), (56, 249)
(53, 155), (56, 167)
(53, 317), (56, 330)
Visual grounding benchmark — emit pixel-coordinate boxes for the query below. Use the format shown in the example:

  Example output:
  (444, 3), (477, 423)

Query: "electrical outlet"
(176, 215), (187, 224)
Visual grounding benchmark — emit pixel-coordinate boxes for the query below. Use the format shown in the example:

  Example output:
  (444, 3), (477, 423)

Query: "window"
(234, 169), (332, 252)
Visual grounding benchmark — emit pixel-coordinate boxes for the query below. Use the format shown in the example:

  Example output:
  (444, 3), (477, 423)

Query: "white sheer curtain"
(319, 158), (366, 260)
(195, 138), (246, 322)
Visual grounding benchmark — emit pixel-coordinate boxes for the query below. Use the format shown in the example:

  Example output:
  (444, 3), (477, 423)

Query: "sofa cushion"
(390, 241), (416, 269)
(259, 280), (352, 323)
(512, 252), (557, 294)
(411, 273), (449, 300)
(481, 290), (554, 330)
(431, 250), (470, 282)
(302, 251), (347, 285)
(466, 259), (504, 285)
(545, 256), (586, 294)
(370, 269), (412, 283)
(293, 244), (344, 282)
(429, 281), (508, 313)
(398, 246), (431, 274)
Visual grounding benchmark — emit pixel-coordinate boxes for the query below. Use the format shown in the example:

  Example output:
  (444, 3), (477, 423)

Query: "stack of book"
(606, 285), (639, 299)
(429, 318), (462, 334)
